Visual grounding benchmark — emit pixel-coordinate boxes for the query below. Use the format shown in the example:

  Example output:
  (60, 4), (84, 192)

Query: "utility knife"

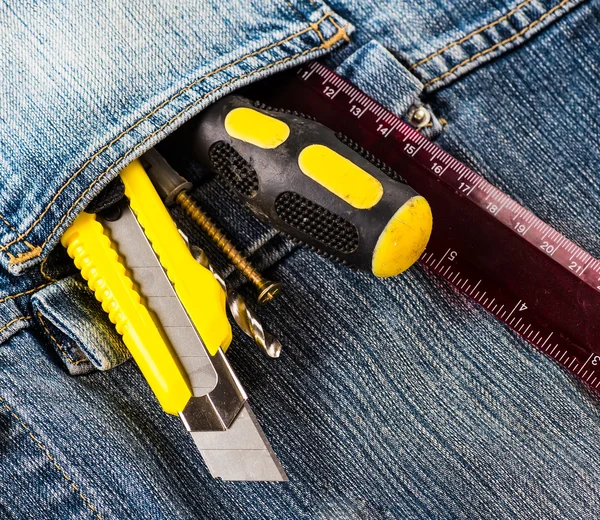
(61, 159), (286, 481)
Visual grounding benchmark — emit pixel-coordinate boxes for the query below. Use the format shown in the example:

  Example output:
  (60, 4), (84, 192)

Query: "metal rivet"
(409, 106), (431, 129)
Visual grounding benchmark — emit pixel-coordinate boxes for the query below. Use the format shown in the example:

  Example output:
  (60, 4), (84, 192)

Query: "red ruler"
(255, 61), (600, 391)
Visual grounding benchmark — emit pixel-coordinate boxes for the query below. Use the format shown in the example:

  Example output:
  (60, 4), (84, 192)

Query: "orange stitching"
(424, 0), (572, 88)
(40, 254), (58, 282)
(0, 315), (31, 334)
(12, 245), (41, 263)
(326, 15), (351, 43)
(0, 396), (102, 519)
(0, 212), (19, 234)
(284, 0), (326, 44)
(0, 14), (335, 255)
(37, 312), (86, 366)
(0, 282), (52, 304)
(410, 0), (534, 70)
(312, 22), (326, 44)
(0, 216), (37, 251)
(12, 28), (347, 265)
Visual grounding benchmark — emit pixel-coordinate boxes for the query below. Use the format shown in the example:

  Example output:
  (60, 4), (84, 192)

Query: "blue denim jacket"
(2, 0), (600, 518)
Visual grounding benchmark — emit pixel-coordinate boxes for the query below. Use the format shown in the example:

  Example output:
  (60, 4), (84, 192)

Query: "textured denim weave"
(2, 0), (600, 518)
(0, 0), (351, 274)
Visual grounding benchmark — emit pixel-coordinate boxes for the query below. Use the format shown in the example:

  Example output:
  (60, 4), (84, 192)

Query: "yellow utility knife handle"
(61, 160), (232, 415)
(61, 211), (192, 414)
(120, 160), (232, 355)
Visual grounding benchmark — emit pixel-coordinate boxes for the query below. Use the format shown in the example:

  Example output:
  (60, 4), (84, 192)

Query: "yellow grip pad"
(225, 107), (290, 149)
(372, 195), (433, 277)
(298, 144), (383, 209)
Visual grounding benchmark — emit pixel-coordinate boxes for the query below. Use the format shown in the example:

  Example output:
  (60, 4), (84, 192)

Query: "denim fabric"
(2, 0), (600, 518)
(0, 0), (351, 275)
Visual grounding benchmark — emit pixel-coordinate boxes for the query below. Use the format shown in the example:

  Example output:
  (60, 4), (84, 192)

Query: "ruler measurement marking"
(505, 301), (522, 323)
(301, 68), (315, 81)
(540, 332), (553, 349)
(514, 317), (522, 328)
(435, 248), (451, 270)
(559, 351), (568, 362)
(581, 352), (595, 369)
(579, 258), (592, 278)
(469, 280), (481, 296)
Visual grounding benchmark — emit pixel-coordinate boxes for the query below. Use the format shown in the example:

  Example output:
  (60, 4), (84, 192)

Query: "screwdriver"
(186, 95), (433, 277)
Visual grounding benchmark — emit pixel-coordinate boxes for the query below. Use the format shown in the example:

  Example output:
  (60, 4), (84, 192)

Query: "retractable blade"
(62, 160), (286, 481)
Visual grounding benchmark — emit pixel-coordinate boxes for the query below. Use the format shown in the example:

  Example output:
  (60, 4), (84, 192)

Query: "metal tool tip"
(264, 337), (283, 359)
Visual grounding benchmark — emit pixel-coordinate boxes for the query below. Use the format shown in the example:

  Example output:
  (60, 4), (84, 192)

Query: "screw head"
(257, 281), (282, 305)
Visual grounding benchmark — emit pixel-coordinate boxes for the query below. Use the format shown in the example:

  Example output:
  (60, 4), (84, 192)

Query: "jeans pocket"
(0, 0), (352, 277)
(334, 39), (445, 140)
(31, 276), (128, 375)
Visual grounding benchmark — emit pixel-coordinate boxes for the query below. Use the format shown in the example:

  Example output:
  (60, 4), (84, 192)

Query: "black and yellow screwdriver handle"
(190, 95), (433, 277)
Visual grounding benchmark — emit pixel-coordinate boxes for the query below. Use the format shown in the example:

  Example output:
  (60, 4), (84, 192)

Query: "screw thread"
(176, 191), (278, 301)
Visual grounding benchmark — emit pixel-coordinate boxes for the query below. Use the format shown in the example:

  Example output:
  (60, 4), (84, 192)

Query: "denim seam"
(0, 396), (103, 520)
(10, 20), (349, 268)
(0, 21), (322, 254)
(2, 11), (347, 263)
(39, 255), (58, 282)
(409, 0), (535, 71)
(0, 213), (18, 233)
(423, 0), (573, 88)
(0, 282), (52, 305)
(0, 315), (32, 335)
(36, 312), (86, 366)
(284, 0), (326, 43)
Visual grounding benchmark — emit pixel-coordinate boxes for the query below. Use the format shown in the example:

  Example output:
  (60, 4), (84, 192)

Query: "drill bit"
(191, 246), (282, 359)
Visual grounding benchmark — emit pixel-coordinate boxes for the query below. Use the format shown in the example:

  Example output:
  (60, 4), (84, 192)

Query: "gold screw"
(176, 191), (281, 304)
